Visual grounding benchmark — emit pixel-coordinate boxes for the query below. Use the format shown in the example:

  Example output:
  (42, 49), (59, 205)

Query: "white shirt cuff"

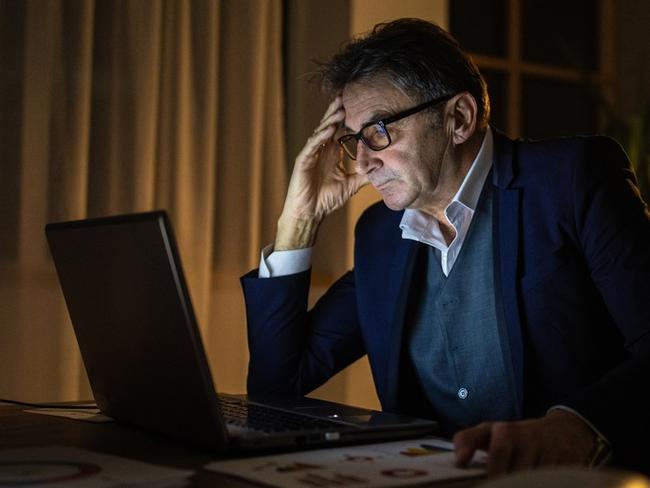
(258, 244), (313, 278)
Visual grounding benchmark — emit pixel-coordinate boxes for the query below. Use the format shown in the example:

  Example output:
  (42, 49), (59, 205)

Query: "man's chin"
(381, 196), (407, 211)
(377, 185), (411, 211)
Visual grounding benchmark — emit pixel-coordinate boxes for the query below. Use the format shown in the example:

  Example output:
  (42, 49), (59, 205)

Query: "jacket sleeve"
(563, 137), (650, 466)
(240, 268), (365, 397)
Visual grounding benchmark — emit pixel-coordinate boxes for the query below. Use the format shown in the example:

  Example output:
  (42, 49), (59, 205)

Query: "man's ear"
(444, 92), (478, 145)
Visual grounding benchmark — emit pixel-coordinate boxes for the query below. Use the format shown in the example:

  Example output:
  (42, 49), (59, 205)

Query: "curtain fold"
(0, 0), (286, 401)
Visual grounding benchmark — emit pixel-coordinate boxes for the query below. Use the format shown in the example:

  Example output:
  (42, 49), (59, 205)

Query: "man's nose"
(355, 143), (380, 175)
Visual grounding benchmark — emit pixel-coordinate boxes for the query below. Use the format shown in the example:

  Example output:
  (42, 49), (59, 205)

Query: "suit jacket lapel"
(492, 130), (524, 417)
(382, 238), (419, 411)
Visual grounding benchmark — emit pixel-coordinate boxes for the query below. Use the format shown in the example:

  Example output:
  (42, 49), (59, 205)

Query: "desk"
(0, 403), (476, 487)
(6, 403), (646, 488)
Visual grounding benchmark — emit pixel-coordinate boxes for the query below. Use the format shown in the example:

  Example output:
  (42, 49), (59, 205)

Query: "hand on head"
(275, 96), (369, 250)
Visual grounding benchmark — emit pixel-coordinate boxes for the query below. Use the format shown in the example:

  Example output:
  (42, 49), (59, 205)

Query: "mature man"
(241, 19), (650, 475)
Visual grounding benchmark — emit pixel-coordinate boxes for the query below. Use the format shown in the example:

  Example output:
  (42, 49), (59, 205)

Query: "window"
(450, 0), (614, 139)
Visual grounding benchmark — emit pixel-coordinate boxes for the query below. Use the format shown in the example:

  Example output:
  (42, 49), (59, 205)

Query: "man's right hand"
(275, 96), (368, 250)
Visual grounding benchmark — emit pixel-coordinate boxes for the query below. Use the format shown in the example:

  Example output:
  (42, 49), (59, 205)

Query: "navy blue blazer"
(241, 132), (650, 469)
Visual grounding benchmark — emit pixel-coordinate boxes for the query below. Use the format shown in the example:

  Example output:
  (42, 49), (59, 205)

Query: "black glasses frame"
(337, 94), (454, 160)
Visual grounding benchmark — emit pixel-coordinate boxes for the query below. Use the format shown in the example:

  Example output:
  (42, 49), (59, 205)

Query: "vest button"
(457, 387), (468, 399)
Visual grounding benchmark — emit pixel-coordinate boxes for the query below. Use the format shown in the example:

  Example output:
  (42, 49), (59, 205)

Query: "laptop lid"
(46, 211), (228, 452)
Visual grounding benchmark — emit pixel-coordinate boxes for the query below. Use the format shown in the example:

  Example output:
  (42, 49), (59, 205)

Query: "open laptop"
(45, 211), (437, 454)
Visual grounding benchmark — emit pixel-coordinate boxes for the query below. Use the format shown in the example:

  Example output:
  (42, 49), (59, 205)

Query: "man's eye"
(364, 123), (387, 141)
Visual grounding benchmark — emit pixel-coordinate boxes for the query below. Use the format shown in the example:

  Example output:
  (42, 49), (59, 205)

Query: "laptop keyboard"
(218, 396), (340, 433)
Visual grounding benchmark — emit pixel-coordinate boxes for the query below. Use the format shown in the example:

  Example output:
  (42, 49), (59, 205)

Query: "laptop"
(45, 211), (437, 454)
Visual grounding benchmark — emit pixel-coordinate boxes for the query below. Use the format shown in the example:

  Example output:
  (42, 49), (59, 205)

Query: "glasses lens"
(362, 123), (390, 150)
(339, 135), (359, 159)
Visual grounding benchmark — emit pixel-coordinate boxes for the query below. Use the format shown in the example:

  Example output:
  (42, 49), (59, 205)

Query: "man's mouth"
(372, 179), (393, 191)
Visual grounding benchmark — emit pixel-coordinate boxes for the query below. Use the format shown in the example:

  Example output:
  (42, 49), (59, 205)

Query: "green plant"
(602, 103), (650, 204)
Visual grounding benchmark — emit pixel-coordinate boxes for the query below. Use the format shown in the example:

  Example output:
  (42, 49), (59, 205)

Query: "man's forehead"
(341, 81), (411, 130)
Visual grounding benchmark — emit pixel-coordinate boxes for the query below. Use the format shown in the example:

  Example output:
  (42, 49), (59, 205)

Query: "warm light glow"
(619, 476), (650, 488)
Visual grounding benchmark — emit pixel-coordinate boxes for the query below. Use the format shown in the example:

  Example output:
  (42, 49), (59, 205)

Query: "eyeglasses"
(337, 94), (453, 160)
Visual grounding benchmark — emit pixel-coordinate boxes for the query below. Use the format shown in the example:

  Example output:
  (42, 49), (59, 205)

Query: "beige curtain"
(0, 0), (286, 401)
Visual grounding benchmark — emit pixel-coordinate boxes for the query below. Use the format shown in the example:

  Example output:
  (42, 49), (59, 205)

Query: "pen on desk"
(420, 443), (453, 452)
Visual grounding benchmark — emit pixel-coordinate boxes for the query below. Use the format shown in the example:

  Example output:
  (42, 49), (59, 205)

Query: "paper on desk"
(0, 446), (194, 487)
(25, 407), (114, 423)
(206, 437), (486, 488)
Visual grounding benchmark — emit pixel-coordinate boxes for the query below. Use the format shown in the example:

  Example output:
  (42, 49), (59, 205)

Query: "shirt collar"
(453, 125), (494, 212)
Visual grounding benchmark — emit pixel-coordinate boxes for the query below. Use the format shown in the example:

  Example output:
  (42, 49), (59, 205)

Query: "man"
(241, 19), (650, 476)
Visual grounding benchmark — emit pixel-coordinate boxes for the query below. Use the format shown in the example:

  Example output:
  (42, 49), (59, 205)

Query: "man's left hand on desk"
(453, 409), (598, 477)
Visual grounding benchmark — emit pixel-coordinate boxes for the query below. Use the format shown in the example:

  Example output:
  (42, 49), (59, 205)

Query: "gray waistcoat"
(406, 184), (516, 433)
